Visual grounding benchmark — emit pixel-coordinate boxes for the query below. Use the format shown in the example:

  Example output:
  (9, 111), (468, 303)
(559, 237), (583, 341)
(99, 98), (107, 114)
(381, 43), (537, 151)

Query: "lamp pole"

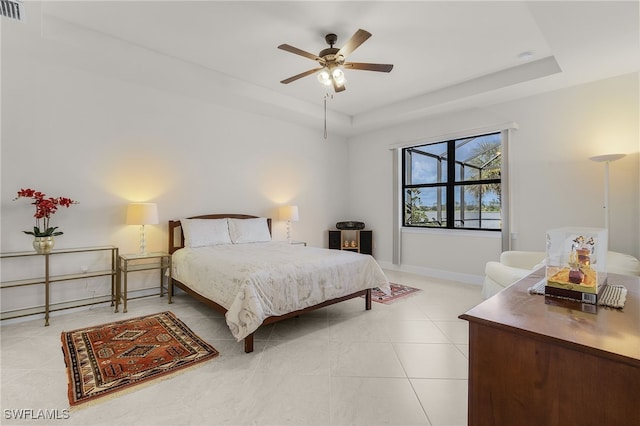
(589, 153), (626, 230)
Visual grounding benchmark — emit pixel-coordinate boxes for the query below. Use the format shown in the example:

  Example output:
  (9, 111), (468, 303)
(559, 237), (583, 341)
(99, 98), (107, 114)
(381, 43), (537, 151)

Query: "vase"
(33, 236), (55, 254)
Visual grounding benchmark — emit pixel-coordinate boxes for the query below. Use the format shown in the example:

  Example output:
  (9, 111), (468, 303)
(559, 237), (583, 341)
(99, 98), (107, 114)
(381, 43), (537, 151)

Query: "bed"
(168, 214), (390, 353)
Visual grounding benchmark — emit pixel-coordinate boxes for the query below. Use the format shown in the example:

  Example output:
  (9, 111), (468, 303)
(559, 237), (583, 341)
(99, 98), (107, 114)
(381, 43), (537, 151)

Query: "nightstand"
(328, 230), (372, 255)
(290, 241), (307, 246)
(117, 252), (171, 313)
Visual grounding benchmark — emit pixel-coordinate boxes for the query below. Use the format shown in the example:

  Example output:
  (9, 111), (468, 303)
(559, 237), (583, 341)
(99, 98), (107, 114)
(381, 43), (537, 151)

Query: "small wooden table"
(460, 269), (640, 426)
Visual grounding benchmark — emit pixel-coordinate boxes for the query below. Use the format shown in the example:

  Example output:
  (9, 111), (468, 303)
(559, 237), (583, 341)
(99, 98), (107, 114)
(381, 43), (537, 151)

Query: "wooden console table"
(460, 269), (640, 426)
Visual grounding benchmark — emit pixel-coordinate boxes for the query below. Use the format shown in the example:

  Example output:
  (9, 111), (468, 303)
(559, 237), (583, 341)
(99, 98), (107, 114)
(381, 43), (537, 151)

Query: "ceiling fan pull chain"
(324, 94), (328, 139)
(323, 93), (334, 140)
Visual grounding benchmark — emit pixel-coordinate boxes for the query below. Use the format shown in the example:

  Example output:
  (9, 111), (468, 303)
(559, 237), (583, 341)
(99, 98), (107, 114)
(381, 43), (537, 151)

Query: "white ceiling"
(31, 1), (640, 136)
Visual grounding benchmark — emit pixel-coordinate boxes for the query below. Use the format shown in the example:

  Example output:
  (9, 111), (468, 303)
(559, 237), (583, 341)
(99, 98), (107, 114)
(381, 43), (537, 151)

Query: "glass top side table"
(117, 252), (171, 313)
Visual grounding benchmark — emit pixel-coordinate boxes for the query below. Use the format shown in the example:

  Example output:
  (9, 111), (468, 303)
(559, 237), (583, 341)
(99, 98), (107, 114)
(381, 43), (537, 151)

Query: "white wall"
(1, 14), (350, 312)
(348, 73), (639, 282)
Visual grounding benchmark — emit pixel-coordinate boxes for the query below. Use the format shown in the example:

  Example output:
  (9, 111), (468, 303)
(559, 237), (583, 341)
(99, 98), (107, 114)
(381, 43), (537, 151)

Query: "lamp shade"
(279, 205), (299, 221)
(589, 153), (626, 163)
(126, 203), (159, 225)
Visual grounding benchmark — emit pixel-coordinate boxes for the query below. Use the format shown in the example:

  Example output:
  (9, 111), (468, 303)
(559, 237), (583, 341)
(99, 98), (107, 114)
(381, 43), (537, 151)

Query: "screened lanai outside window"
(403, 132), (502, 231)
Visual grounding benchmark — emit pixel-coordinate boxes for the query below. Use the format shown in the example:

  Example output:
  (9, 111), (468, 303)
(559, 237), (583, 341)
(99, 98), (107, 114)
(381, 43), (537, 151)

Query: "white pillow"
(181, 218), (231, 248)
(228, 218), (271, 244)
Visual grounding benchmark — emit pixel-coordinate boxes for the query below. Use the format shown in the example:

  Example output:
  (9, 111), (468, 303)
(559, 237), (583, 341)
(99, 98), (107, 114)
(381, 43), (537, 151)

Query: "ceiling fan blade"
(333, 79), (346, 93)
(337, 29), (372, 58)
(280, 67), (324, 84)
(278, 44), (324, 63)
(343, 62), (394, 72)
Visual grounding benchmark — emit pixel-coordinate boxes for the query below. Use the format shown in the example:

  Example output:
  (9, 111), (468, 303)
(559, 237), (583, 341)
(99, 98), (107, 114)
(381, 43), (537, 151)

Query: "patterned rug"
(370, 283), (422, 304)
(61, 311), (218, 407)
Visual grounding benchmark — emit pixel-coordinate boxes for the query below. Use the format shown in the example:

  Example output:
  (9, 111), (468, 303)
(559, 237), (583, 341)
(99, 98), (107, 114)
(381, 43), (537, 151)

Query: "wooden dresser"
(460, 269), (640, 426)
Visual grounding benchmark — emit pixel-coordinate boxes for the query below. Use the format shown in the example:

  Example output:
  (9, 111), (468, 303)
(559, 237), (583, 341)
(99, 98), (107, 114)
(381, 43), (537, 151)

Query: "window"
(402, 132), (502, 231)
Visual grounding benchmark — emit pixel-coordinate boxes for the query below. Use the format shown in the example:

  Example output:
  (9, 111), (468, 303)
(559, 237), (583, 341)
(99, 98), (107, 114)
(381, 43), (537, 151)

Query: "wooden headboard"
(168, 214), (272, 254)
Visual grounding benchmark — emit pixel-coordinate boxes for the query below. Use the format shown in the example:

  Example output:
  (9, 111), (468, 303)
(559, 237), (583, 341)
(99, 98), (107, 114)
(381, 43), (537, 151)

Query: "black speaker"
(328, 230), (341, 250)
(336, 221), (365, 230)
(359, 230), (373, 256)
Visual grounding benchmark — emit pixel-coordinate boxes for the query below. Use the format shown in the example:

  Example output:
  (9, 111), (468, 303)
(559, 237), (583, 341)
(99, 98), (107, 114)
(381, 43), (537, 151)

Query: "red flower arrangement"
(14, 188), (78, 237)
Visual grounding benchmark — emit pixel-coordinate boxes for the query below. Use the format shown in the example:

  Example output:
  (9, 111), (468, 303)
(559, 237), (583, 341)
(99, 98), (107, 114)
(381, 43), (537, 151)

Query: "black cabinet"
(328, 230), (373, 256)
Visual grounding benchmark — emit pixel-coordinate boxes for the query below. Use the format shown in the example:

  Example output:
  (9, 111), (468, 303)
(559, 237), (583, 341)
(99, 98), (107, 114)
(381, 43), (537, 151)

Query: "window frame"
(402, 131), (502, 232)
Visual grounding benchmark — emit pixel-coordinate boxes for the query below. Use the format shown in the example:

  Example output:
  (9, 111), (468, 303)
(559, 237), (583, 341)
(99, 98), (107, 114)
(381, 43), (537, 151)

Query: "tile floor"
(0, 270), (483, 426)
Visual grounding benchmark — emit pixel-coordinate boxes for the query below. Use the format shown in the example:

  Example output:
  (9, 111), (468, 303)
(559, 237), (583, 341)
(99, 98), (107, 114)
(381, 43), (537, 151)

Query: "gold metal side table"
(1, 246), (118, 325)
(117, 252), (171, 313)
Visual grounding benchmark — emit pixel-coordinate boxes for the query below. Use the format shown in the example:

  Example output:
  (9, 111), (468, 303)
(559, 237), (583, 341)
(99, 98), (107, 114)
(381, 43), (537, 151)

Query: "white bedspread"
(172, 242), (389, 341)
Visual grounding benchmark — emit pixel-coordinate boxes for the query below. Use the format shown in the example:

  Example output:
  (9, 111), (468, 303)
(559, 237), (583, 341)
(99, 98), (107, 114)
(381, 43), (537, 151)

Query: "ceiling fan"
(278, 29), (393, 93)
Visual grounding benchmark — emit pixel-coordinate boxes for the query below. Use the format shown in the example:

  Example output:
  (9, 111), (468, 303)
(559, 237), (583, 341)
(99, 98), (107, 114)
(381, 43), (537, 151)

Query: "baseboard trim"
(379, 261), (484, 286)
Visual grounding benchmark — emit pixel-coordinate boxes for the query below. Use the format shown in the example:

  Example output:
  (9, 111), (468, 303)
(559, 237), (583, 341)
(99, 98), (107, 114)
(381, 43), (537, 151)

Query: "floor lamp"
(589, 153), (626, 230)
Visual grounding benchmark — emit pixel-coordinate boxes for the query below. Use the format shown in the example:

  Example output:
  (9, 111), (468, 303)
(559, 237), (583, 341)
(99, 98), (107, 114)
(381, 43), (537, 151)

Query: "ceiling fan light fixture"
(332, 67), (345, 85)
(317, 68), (332, 86)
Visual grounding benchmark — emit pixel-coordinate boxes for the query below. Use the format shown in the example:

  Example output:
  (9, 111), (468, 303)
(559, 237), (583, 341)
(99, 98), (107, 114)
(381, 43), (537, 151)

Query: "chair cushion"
(484, 261), (531, 288)
(499, 251), (545, 269)
(607, 251), (640, 276)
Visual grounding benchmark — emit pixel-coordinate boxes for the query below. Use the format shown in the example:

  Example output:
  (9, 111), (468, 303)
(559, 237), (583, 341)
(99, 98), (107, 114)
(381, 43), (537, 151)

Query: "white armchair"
(482, 250), (640, 299)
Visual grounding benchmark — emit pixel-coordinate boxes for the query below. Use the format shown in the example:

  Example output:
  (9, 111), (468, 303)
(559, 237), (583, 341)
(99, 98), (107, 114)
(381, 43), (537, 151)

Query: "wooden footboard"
(171, 278), (372, 353)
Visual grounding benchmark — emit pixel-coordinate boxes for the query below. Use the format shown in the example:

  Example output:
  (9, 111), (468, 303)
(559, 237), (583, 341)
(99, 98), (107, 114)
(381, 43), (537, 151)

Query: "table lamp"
(126, 202), (159, 254)
(279, 205), (299, 243)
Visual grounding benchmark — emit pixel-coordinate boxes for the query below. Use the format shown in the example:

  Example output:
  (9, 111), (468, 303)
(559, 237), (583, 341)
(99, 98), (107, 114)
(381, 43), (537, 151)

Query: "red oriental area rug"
(370, 283), (422, 304)
(61, 311), (218, 407)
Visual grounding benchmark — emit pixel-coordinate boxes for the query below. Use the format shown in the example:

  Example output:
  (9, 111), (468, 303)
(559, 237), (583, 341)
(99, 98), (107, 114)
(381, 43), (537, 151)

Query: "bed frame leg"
(244, 333), (254, 353)
(365, 288), (372, 310)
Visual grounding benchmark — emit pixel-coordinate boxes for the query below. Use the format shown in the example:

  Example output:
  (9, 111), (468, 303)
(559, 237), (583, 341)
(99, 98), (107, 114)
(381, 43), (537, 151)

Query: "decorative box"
(544, 227), (608, 304)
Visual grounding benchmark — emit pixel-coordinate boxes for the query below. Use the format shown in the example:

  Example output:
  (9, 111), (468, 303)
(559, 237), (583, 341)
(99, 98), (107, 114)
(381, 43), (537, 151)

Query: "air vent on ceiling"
(1, 0), (23, 21)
